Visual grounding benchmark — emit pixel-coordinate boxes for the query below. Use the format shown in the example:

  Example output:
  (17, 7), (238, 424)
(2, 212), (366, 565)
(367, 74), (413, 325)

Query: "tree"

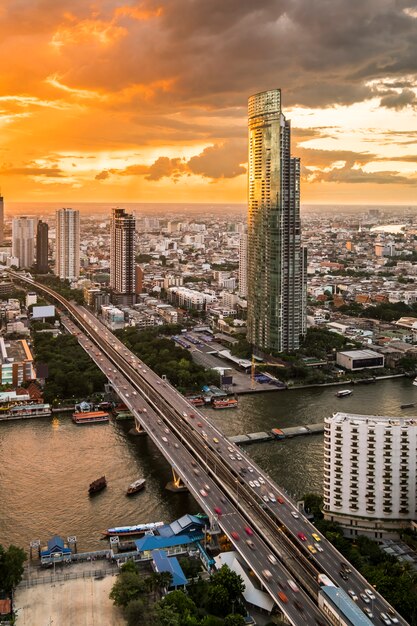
(159, 589), (197, 620)
(124, 598), (148, 626)
(0, 544), (27, 593)
(303, 493), (324, 519)
(109, 570), (145, 608)
(224, 615), (246, 626)
(210, 565), (245, 602)
(154, 605), (181, 626)
(206, 584), (232, 616)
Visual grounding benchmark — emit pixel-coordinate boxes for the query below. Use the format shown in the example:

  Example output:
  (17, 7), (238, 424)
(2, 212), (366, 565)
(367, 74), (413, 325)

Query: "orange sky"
(1, 1), (417, 205)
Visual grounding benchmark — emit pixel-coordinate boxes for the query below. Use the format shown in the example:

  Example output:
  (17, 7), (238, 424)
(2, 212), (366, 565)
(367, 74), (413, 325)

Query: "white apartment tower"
(12, 217), (37, 268)
(55, 208), (80, 280)
(110, 208), (136, 304)
(239, 233), (248, 298)
(324, 412), (417, 540)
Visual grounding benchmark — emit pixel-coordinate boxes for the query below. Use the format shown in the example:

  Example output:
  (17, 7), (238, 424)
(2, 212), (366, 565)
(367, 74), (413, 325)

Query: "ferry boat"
(212, 397), (238, 410)
(101, 521), (164, 537)
(336, 389), (353, 398)
(89, 476), (107, 495)
(126, 478), (146, 495)
(72, 410), (109, 424)
(0, 403), (52, 421)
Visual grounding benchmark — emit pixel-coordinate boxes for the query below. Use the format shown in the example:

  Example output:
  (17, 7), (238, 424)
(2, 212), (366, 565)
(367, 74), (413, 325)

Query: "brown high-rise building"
(110, 208), (136, 304)
(36, 220), (49, 274)
(0, 196), (4, 246)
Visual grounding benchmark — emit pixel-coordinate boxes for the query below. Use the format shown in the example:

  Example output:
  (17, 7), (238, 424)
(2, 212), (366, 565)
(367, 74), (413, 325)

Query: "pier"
(229, 422), (325, 445)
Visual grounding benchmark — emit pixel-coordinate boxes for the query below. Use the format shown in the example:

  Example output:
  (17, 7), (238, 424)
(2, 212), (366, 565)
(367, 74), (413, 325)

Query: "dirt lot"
(15, 575), (125, 626)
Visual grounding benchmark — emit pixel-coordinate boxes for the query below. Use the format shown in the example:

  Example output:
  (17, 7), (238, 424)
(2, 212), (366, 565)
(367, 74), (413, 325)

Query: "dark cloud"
(379, 88), (417, 109)
(308, 165), (417, 185)
(0, 163), (65, 177)
(297, 147), (376, 168)
(95, 170), (110, 180)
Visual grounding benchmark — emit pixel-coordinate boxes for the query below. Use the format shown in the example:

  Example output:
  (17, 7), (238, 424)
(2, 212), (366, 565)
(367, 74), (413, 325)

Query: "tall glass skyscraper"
(55, 208), (80, 281)
(247, 89), (305, 353)
(110, 208), (136, 304)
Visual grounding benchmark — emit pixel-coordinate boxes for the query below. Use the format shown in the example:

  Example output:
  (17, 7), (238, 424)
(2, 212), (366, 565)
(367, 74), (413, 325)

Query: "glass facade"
(247, 89), (305, 353)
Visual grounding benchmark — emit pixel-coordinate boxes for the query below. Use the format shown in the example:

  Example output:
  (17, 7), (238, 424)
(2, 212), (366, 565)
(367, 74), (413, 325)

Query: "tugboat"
(126, 478), (146, 495)
(89, 476), (107, 495)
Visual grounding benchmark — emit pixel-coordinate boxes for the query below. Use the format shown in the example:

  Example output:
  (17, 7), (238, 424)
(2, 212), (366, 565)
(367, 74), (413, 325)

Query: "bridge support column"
(129, 418), (148, 436)
(166, 468), (188, 493)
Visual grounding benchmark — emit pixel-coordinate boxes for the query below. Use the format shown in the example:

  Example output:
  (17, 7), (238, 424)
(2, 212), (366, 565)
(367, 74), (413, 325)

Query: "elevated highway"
(10, 271), (408, 626)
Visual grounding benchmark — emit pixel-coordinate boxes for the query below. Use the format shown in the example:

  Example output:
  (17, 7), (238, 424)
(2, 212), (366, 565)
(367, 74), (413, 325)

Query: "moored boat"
(101, 521), (164, 537)
(212, 397), (238, 409)
(72, 410), (109, 424)
(126, 478), (146, 495)
(401, 403), (415, 409)
(336, 389), (353, 398)
(89, 476), (107, 495)
(413, 377), (417, 387)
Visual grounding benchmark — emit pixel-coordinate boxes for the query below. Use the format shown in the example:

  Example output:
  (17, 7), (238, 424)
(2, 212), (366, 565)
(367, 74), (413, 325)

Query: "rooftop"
(321, 586), (373, 626)
(328, 411), (417, 427)
(337, 349), (382, 359)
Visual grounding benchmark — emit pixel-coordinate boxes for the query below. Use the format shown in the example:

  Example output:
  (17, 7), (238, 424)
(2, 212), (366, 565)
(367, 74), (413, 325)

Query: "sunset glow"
(1, 1), (417, 204)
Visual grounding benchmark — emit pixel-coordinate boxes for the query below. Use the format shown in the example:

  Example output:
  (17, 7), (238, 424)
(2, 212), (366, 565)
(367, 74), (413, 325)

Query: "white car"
(228, 446), (234, 453)
(314, 543), (323, 552)
(161, 436), (168, 443)
(262, 495), (269, 503)
(236, 455), (242, 461)
(291, 511), (299, 519)
(249, 481), (255, 488)
(360, 594), (370, 604)
(258, 477), (265, 484)
(247, 466), (254, 473)
(348, 590), (358, 601)
(380, 614), (391, 625)
(229, 454), (235, 460)
(253, 480), (260, 488)
(268, 492), (276, 502)
(364, 589), (376, 600)
(267, 554), (277, 565)
(363, 607), (373, 619)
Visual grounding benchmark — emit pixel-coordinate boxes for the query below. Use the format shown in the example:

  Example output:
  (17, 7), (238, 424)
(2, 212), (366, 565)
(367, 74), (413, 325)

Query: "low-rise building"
(0, 338), (35, 385)
(336, 349), (384, 371)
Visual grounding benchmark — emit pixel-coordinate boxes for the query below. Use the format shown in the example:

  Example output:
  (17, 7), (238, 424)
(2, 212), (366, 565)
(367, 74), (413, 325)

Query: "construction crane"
(251, 354), (285, 389)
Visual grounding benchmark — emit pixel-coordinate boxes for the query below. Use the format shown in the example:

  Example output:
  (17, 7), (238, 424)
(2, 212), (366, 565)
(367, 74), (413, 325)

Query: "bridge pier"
(129, 418), (148, 436)
(166, 468), (188, 493)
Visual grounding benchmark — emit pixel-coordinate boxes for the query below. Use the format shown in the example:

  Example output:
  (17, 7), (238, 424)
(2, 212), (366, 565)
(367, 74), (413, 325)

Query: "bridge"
(10, 271), (407, 626)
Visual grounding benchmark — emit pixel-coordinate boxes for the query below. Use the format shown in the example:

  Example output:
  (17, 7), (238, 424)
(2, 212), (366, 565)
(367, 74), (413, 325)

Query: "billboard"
(32, 305), (56, 319)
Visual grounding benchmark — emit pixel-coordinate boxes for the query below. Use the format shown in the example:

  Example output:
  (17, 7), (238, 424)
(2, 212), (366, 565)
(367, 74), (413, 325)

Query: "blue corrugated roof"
(135, 531), (203, 552)
(151, 550), (188, 587)
(159, 514), (206, 538)
(321, 587), (374, 626)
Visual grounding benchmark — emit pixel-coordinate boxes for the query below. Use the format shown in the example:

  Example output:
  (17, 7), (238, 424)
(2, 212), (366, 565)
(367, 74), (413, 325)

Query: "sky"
(1, 0), (417, 206)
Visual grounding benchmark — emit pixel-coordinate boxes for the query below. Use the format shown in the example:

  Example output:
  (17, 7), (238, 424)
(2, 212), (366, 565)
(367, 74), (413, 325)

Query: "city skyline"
(0, 1), (416, 206)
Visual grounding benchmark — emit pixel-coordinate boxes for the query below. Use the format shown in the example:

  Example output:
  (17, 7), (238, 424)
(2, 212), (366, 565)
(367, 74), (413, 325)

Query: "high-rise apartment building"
(0, 195), (4, 245)
(12, 217), (37, 268)
(55, 208), (80, 280)
(238, 234), (248, 298)
(324, 412), (417, 540)
(110, 208), (136, 304)
(247, 89), (305, 353)
(36, 220), (49, 274)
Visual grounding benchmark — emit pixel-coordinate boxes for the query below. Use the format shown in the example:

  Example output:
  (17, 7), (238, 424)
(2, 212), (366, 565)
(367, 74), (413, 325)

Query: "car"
(297, 532), (307, 541)
(249, 481), (255, 488)
(341, 562), (352, 574)
(132, 391), (137, 396)
(348, 590), (358, 601)
(240, 467), (247, 473)
(278, 591), (288, 604)
(267, 554), (277, 565)
(258, 477), (265, 484)
(360, 593), (370, 604)
(363, 607), (373, 619)
(204, 484), (210, 491)
(189, 413), (195, 419)
(268, 492), (276, 502)
(262, 495), (269, 503)
(214, 507), (222, 516)
(236, 455), (242, 461)
(364, 588), (376, 600)
(213, 437), (219, 443)
(191, 460), (197, 467)
(193, 468), (200, 476)
(253, 480), (260, 487)
(161, 436), (168, 443)
(220, 497), (227, 504)
(307, 544), (317, 554)
(157, 419), (162, 424)
(339, 570), (349, 581)
(200, 489), (208, 497)
(387, 609), (399, 623)
(314, 543), (323, 552)
(291, 511), (299, 518)
(228, 446), (234, 452)
(294, 600), (304, 613)
(277, 496), (284, 504)
(312, 533), (321, 542)
(197, 422), (203, 427)
(231, 531), (239, 541)
(174, 443), (179, 449)
(262, 569), (272, 581)
(182, 412), (187, 417)
(164, 428), (169, 434)
(244, 526), (253, 536)
(380, 613), (392, 625)
(229, 454), (236, 460)
(143, 408), (147, 413)
(287, 579), (299, 593)
(247, 466), (254, 472)
(246, 539), (255, 549)
(202, 431), (208, 438)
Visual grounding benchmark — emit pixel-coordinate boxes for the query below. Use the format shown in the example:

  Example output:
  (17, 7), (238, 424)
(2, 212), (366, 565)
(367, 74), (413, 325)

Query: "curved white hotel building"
(324, 412), (417, 539)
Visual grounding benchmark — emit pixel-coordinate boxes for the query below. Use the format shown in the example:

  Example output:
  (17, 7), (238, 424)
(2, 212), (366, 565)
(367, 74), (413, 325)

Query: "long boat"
(212, 397), (238, 410)
(101, 521), (165, 537)
(126, 478), (146, 495)
(72, 410), (109, 424)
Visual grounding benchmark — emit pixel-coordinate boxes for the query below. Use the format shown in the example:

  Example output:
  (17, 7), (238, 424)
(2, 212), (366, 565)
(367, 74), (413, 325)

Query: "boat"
(126, 478), (146, 495)
(72, 410), (109, 424)
(101, 521), (165, 537)
(115, 411), (134, 421)
(187, 396), (205, 407)
(336, 389), (353, 398)
(401, 403), (415, 409)
(89, 476), (107, 495)
(413, 377), (417, 387)
(212, 397), (238, 410)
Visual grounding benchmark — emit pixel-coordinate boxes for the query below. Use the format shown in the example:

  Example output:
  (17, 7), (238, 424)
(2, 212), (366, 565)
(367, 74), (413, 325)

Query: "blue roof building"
(151, 550), (188, 587)
(158, 514), (206, 538)
(40, 536), (72, 565)
(135, 530), (204, 553)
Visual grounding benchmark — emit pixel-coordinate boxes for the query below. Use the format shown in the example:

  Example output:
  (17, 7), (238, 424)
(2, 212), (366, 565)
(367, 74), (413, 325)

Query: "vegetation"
(0, 543), (27, 593)
(300, 327), (357, 359)
(230, 336), (252, 359)
(34, 275), (84, 305)
(33, 332), (107, 404)
(114, 326), (219, 392)
(339, 300), (417, 322)
(109, 563), (247, 626)
(135, 253), (154, 263)
(302, 494), (417, 622)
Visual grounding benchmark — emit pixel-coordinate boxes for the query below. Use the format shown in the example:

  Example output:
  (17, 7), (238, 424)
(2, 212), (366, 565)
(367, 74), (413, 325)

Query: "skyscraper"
(12, 217), (37, 268)
(36, 220), (49, 274)
(55, 208), (80, 280)
(110, 208), (136, 304)
(0, 195), (4, 245)
(247, 89), (305, 353)
(238, 233), (247, 298)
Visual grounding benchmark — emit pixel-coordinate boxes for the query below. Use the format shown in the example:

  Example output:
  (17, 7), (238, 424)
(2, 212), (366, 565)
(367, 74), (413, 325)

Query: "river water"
(1, 378), (415, 552)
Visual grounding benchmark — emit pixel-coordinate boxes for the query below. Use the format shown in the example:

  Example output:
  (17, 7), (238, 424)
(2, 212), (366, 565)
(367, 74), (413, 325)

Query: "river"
(0, 377), (415, 552)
